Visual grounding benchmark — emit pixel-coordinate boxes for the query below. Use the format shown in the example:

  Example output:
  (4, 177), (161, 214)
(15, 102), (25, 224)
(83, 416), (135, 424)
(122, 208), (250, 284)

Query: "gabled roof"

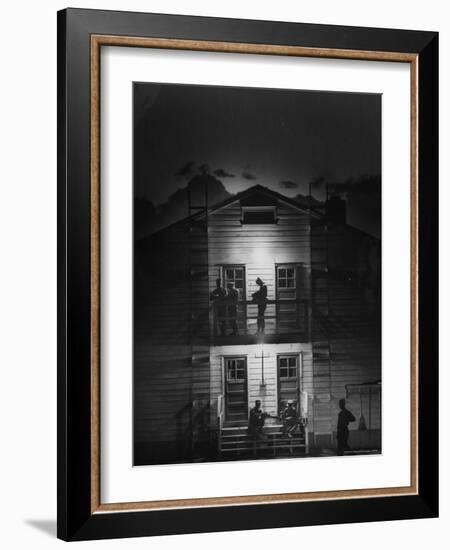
(201, 184), (319, 218)
(139, 183), (379, 243)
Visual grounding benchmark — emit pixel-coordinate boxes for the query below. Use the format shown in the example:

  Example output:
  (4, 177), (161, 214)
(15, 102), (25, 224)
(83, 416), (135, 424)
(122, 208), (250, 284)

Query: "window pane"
(280, 358), (287, 367)
(226, 358), (246, 380)
(287, 268), (294, 278)
(286, 279), (294, 288)
(242, 210), (275, 224)
(279, 268), (286, 278)
(288, 357), (296, 367)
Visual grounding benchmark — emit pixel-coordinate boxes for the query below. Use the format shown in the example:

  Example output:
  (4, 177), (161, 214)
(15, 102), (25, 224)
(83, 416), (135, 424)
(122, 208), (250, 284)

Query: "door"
(224, 356), (248, 422)
(277, 354), (300, 413)
(276, 264), (308, 333)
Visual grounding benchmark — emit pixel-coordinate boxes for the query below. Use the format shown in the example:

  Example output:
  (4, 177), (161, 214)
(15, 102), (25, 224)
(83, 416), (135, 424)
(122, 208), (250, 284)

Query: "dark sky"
(134, 82), (381, 236)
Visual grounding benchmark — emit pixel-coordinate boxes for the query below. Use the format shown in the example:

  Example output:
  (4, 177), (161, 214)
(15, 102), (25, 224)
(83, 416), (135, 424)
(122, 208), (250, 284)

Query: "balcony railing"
(211, 299), (309, 343)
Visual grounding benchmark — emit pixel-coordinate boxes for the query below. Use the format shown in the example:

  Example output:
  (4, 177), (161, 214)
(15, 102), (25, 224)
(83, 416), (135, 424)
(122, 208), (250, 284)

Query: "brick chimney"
(325, 195), (346, 225)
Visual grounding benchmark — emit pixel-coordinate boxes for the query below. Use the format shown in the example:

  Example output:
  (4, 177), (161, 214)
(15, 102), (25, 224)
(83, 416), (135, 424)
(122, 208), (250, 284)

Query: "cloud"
(294, 193), (322, 207)
(242, 171), (257, 180)
(175, 161), (195, 177)
(309, 175), (326, 189)
(214, 168), (235, 178)
(280, 180), (299, 189)
(328, 174), (381, 194)
(139, 178), (232, 238)
(198, 163), (210, 175)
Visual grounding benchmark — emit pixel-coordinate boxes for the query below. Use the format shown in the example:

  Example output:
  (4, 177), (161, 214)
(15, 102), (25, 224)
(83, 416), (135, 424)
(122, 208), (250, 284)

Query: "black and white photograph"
(133, 82), (382, 466)
(0, 0), (443, 545)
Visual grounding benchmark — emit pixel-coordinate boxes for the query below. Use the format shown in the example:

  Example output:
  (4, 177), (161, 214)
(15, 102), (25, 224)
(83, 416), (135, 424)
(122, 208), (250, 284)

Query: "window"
(225, 357), (248, 421)
(241, 206), (276, 224)
(279, 356), (298, 378)
(276, 264), (309, 334)
(276, 265), (297, 301)
(277, 267), (296, 288)
(278, 355), (300, 411)
(222, 265), (245, 298)
(226, 358), (246, 381)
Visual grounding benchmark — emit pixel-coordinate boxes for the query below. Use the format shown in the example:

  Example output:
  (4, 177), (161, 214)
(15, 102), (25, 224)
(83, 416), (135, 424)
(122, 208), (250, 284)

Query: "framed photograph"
(57, 8), (438, 541)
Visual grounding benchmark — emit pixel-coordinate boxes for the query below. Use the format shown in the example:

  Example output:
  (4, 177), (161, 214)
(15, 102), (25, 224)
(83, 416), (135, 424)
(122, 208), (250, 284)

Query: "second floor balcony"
(211, 299), (309, 345)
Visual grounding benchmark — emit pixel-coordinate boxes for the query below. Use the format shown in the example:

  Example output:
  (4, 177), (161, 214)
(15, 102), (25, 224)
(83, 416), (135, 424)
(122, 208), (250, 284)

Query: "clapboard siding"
(207, 199), (311, 340)
(134, 220), (211, 460)
(208, 203), (311, 267)
(134, 224), (192, 343)
(134, 344), (193, 443)
(309, 218), (381, 441)
(209, 343), (313, 423)
(133, 185), (381, 461)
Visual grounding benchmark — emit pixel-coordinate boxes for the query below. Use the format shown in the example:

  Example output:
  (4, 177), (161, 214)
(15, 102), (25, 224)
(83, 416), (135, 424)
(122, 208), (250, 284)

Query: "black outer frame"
(57, 8), (438, 541)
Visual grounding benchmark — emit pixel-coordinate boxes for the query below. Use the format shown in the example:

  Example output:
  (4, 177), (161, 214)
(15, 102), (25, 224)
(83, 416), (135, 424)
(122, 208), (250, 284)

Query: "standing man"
(210, 278), (227, 335)
(336, 398), (356, 456)
(252, 277), (268, 333)
(226, 282), (239, 336)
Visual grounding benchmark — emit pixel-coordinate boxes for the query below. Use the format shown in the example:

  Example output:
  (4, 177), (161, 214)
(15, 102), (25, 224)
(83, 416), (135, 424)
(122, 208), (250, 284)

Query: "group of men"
(210, 277), (268, 335)
(248, 398), (356, 456)
(248, 399), (300, 440)
(210, 278), (239, 335)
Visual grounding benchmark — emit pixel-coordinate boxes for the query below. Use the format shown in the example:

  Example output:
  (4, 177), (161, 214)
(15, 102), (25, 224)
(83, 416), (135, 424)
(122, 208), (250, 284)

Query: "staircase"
(219, 424), (307, 458)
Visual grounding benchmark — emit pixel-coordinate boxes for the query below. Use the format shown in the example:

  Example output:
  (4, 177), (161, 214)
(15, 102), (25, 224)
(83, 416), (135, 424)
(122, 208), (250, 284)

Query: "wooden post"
(255, 344), (271, 387)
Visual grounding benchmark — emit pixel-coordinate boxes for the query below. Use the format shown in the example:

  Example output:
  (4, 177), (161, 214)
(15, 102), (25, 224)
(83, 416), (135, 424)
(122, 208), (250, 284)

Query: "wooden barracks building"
(134, 183), (381, 465)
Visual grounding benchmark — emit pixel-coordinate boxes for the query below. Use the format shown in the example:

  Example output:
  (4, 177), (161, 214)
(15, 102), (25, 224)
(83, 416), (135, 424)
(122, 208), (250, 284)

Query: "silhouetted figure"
(336, 398), (356, 456)
(281, 400), (299, 438)
(252, 277), (268, 333)
(210, 278), (227, 335)
(226, 282), (239, 335)
(248, 400), (268, 440)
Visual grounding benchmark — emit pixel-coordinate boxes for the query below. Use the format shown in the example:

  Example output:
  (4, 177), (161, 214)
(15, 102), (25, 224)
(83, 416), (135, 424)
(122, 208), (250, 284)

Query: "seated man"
(281, 400), (299, 438)
(248, 400), (268, 440)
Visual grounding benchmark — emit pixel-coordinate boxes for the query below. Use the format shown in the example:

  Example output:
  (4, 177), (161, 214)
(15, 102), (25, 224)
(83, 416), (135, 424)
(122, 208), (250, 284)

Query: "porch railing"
(217, 394), (225, 431)
(216, 394), (225, 455)
(212, 299), (309, 338)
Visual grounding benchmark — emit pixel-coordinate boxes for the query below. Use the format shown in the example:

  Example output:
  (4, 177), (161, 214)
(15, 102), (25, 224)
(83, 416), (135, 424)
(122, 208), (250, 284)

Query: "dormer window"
(241, 206), (277, 224)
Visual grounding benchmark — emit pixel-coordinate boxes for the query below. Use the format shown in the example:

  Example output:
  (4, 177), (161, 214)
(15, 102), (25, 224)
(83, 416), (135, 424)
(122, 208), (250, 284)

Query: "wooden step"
(220, 443), (307, 453)
(221, 434), (305, 443)
(221, 440), (305, 449)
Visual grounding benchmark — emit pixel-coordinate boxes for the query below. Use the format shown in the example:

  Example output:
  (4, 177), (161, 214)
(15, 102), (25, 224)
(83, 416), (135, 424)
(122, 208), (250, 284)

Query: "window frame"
(221, 264), (246, 300)
(240, 205), (277, 224)
(225, 357), (247, 383)
(277, 353), (301, 413)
